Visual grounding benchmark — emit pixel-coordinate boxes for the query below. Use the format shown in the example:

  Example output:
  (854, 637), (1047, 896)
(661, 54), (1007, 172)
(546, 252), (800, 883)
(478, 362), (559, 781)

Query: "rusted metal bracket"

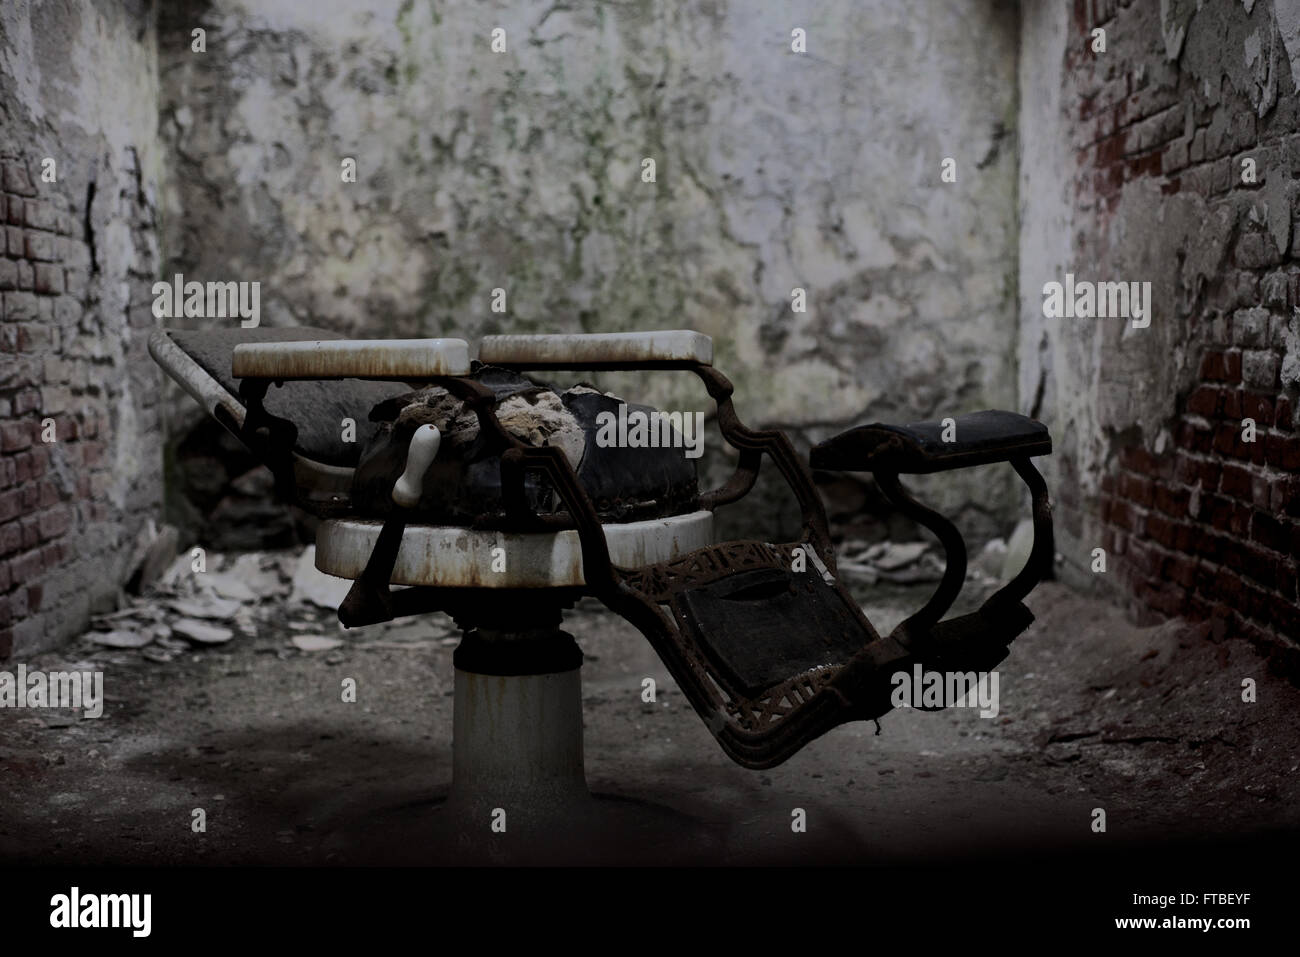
(689, 364), (836, 575)
(236, 377), (300, 504)
(872, 468), (968, 651)
(873, 456), (1053, 662)
(337, 373), (522, 627)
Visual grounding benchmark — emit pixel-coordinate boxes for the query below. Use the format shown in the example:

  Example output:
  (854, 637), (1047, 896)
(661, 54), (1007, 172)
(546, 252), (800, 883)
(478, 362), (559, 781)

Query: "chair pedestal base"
(426, 612), (717, 863)
(438, 617), (599, 861)
(316, 608), (722, 863)
(445, 664), (590, 831)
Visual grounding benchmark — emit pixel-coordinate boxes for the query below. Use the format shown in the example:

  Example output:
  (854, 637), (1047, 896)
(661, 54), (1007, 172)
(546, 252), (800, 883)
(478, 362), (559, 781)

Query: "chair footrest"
(674, 563), (875, 699)
(608, 539), (1041, 767)
(811, 410), (1051, 474)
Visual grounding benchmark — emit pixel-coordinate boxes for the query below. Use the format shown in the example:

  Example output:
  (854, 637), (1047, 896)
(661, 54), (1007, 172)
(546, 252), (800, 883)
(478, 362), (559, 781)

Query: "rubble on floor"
(76, 536), (1023, 677)
(4, 577), (1297, 866)
(832, 536), (1009, 586)
(79, 545), (458, 667)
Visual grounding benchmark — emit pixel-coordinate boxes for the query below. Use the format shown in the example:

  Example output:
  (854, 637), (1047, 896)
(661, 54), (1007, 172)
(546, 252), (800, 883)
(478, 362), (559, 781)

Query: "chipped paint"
(315, 511), (714, 587)
(158, 0), (1024, 539)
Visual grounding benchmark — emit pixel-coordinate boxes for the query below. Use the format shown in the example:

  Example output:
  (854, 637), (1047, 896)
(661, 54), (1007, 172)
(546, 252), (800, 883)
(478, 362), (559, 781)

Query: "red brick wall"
(0, 145), (162, 659)
(1, 157), (78, 656)
(1063, 0), (1300, 674)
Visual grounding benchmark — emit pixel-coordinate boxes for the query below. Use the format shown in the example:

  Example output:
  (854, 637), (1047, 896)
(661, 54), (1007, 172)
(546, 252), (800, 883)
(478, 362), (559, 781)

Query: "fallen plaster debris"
(291, 635), (345, 653)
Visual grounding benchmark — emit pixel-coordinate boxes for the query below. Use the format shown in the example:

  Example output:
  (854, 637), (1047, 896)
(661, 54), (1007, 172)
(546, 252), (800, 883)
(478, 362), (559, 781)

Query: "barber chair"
(149, 327), (1052, 858)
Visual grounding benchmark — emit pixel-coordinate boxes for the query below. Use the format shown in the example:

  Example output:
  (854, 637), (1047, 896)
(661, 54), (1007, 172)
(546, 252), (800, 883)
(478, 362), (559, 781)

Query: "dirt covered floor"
(1, 546), (1297, 866)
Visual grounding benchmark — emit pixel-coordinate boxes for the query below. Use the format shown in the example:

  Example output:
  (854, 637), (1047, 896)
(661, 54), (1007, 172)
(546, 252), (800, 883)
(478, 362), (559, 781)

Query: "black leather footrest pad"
(810, 409), (1051, 474)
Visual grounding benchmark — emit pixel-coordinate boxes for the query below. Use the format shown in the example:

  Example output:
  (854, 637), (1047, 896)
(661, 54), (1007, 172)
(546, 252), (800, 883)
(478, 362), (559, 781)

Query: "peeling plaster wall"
(158, 0), (1023, 542)
(0, 0), (163, 656)
(1017, 0), (1070, 503)
(1021, 0), (1300, 667)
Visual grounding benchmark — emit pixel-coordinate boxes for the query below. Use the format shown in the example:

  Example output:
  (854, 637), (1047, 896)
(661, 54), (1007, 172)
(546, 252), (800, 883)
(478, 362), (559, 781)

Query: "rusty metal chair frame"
(165, 322), (1056, 771)
(261, 352), (1054, 769)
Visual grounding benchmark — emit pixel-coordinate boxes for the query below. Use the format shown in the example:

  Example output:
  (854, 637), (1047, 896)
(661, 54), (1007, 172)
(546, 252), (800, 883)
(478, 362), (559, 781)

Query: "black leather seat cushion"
(350, 368), (700, 523)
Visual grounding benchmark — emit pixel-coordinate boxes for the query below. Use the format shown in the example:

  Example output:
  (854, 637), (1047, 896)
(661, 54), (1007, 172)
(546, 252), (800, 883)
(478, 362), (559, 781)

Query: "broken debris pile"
(84, 547), (356, 663)
(832, 524), (1030, 587)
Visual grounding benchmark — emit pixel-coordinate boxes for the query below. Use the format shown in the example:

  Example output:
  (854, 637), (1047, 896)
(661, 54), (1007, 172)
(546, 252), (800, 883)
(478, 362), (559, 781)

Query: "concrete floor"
(2, 564), (1298, 866)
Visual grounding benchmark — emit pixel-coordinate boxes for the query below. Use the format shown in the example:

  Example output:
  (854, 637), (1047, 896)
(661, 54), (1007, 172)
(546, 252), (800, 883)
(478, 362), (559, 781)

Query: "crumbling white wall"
(159, 0), (1023, 540)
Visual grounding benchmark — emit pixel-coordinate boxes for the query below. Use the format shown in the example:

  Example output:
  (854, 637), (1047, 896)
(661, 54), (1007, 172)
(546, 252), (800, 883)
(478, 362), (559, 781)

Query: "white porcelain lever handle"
(392, 424), (441, 509)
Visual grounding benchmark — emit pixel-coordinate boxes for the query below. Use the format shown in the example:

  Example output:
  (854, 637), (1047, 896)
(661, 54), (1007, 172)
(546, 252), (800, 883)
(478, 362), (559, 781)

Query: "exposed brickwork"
(1065, 0), (1300, 674)
(0, 144), (162, 658)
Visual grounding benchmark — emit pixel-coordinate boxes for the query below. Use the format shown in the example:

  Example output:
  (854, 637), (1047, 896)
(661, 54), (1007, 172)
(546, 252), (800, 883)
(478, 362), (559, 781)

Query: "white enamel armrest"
(232, 338), (471, 380)
(477, 330), (712, 367)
